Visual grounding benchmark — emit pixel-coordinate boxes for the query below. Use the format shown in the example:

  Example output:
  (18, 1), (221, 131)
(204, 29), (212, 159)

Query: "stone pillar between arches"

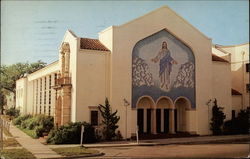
(152, 109), (156, 134)
(169, 109), (175, 134)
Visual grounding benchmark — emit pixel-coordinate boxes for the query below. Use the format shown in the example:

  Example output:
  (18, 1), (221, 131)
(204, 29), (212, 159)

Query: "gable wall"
(103, 6), (212, 135)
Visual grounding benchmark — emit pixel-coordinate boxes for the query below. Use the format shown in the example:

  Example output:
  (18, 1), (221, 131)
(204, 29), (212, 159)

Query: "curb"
(81, 137), (250, 148)
(145, 138), (250, 146)
(83, 143), (157, 148)
(44, 152), (105, 159)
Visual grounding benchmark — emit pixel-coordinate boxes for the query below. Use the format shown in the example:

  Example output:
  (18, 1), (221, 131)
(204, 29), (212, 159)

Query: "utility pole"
(123, 98), (130, 140)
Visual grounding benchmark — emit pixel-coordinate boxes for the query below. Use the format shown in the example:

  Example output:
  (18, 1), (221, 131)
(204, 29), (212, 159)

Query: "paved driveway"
(92, 144), (249, 158)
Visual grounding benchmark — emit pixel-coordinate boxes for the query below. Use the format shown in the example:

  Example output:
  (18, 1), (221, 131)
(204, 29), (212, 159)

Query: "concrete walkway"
(9, 124), (62, 159)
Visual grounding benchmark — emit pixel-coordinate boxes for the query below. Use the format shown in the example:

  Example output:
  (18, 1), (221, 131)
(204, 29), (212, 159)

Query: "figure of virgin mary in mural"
(151, 41), (177, 90)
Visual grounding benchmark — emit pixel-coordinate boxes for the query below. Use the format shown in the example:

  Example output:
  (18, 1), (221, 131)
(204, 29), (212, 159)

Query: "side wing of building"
(16, 61), (59, 115)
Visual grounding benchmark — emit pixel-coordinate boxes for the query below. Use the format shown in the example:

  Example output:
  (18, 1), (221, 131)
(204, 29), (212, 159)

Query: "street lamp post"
(123, 98), (130, 140)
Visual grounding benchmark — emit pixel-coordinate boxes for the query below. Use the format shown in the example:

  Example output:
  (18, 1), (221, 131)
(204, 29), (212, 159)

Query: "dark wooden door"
(164, 109), (169, 133)
(147, 109), (151, 134)
(156, 109), (161, 133)
(137, 109), (144, 134)
(174, 109), (177, 132)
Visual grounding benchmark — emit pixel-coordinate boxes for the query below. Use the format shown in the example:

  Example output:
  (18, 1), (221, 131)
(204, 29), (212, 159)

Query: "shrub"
(13, 114), (32, 126)
(13, 114), (54, 138)
(47, 122), (97, 144)
(83, 123), (97, 143)
(223, 120), (238, 135)
(5, 107), (20, 118)
(26, 117), (37, 130)
(223, 108), (250, 135)
(37, 115), (54, 133)
(35, 125), (45, 137)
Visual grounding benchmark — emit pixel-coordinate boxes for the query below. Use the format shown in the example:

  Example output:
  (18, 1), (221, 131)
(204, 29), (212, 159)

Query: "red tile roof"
(231, 89), (242, 95)
(212, 54), (229, 63)
(80, 38), (110, 51)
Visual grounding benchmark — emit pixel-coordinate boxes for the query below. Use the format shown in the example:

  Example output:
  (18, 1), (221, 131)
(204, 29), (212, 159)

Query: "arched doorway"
(156, 97), (173, 134)
(136, 96), (154, 134)
(174, 97), (191, 132)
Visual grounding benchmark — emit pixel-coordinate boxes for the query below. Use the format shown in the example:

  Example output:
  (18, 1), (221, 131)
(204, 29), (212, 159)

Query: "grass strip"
(52, 146), (99, 157)
(16, 126), (38, 138)
(1, 148), (35, 159)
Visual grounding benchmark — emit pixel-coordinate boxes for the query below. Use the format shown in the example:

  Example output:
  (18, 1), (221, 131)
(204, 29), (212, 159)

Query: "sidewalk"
(9, 124), (62, 159)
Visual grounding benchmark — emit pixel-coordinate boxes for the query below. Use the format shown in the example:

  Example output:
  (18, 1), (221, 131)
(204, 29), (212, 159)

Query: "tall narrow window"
(49, 75), (52, 116)
(246, 63), (249, 72)
(40, 79), (42, 114)
(44, 77), (47, 114)
(232, 110), (236, 119)
(246, 84), (250, 93)
(54, 73), (57, 85)
(36, 80), (38, 114)
(91, 110), (98, 126)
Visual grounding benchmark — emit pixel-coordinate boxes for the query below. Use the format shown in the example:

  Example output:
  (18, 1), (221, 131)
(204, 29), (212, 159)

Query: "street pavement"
(91, 144), (249, 158)
(7, 122), (250, 158)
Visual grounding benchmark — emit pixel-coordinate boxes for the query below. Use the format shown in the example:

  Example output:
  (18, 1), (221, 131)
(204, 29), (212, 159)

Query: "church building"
(16, 6), (249, 138)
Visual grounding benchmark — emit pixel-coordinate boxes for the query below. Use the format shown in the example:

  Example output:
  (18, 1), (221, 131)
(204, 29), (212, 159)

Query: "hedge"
(13, 114), (54, 138)
(47, 122), (97, 144)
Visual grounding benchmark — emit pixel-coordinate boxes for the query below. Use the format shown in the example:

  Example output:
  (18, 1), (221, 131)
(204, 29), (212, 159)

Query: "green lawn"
(17, 126), (38, 138)
(1, 148), (35, 159)
(52, 146), (99, 157)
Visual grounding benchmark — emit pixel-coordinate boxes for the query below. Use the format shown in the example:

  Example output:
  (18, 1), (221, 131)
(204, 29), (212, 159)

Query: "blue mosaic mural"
(132, 29), (195, 108)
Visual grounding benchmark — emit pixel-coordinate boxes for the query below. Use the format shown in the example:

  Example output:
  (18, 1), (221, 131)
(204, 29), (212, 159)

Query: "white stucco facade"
(16, 6), (249, 138)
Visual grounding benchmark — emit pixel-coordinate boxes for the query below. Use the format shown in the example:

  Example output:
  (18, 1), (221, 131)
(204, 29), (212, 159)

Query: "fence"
(0, 116), (11, 151)
(0, 118), (3, 151)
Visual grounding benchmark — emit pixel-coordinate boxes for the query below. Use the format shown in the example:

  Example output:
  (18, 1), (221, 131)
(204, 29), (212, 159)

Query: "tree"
(0, 60), (46, 110)
(210, 99), (226, 135)
(98, 98), (120, 140)
(0, 91), (6, 114)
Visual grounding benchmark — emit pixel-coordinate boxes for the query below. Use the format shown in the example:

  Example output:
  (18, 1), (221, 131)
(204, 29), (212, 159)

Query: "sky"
(1, 0), (249, 65)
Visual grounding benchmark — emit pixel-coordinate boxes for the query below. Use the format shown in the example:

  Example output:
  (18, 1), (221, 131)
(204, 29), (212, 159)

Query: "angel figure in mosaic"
(151, 41), (177, 90)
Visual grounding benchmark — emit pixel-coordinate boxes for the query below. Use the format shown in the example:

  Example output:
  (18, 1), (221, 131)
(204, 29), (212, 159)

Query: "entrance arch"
(136, 96), (155, 134)
(174, 97), (191, 132)
(155, 97), (173, 134)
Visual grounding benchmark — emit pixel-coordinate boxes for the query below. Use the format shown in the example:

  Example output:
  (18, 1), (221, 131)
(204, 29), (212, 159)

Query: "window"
(90, 111), (98, 126)
(54, 73), (57, 85)
(232, 110), (236, 119)
(49, 75), (52, 89)
(49, 75), (52, 116)
(40, 79), (42, 114)
(246, 63), (250, 72)
(48, 106), (51, 116)
(36, 80), (38, 114)
(246, 84), (250, 93)
(49, 91), (51, 104)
